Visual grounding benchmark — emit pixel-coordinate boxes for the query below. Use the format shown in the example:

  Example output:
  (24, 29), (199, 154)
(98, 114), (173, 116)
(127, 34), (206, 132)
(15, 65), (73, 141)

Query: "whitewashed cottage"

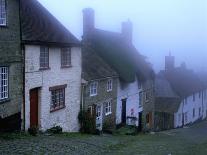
(21, 0), (81, 132)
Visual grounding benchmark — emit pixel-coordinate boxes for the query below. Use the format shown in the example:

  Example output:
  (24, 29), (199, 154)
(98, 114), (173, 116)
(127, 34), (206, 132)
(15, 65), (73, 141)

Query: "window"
(49, 85), (67, 112)
(184, 112), (188, 123)
(178, 114), (181, 123)
(193, 94), (195, 101)
(193, 108), (195, 118)
(0, 67), (8, 100)
(138, 81), (142, 89)
(90, 81), (98, 96)
(107, 79), (113, 92)
(105, 101), (112, 115)
(0, 0), (6, 26)
(61, 48), (71, 67)
(139, 92), (142, 107)
(199, 107), (201, 116)
(145, 91), (150, 102)
(40, 46), (49, 69)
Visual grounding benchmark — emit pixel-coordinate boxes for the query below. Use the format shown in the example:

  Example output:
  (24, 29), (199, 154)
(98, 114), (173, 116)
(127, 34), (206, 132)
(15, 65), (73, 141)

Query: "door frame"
(29, 88), (39, 128)
(121, 98), (127, 125)
(96, 104), (103, 130)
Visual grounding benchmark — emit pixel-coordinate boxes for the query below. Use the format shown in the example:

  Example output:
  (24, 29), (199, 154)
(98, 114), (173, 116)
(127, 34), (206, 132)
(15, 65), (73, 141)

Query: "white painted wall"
(24, 45), (81, 132)
(116, 77), (142, 126)
(174, 89), (207, 128)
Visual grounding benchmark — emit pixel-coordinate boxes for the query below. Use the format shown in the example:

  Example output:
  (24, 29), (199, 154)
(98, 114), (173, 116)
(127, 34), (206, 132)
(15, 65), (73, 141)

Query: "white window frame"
(106, 79), (113, 92)
(0, 0), (6, 26)
(105, 101), (112, 116)
(90, 81), (98, 96)
(0, 66), (8, 100)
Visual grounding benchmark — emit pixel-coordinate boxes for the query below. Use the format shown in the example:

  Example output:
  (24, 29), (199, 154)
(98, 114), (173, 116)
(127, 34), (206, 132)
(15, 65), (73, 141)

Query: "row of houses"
(0, 0), (206, 132)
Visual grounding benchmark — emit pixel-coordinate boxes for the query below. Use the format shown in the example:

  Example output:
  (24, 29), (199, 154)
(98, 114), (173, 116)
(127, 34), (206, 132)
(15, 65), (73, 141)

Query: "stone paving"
(1, 121), (207, 155)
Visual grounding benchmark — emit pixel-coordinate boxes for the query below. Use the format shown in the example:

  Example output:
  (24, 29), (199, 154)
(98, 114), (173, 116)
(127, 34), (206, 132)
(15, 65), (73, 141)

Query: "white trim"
(90, 81), (98, 96)
(107, 79), (113, 92)
(105, 101), (112, 116)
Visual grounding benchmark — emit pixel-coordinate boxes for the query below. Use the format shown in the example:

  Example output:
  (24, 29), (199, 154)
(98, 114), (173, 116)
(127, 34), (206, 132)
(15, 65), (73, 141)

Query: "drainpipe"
(19, 0), (25, 131)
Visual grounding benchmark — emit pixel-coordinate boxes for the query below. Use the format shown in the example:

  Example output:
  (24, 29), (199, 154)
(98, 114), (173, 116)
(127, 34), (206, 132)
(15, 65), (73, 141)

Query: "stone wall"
(0, 0), (22, 129)
(24, 45), (81, 132)
(83, 78), (118, 129)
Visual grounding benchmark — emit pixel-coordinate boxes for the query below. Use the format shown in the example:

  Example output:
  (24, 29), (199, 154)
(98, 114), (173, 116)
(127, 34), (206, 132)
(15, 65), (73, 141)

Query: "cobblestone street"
(1, 121), (207, 155)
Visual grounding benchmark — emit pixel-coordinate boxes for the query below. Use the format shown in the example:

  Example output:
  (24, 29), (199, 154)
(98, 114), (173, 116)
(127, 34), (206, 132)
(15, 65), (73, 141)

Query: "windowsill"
(39, 67), (50, 71)
(0, 24), (7, 27)
(105, 112), (112, 116)
(0, 98), (10, 104)
(61, 65), (72, 69)
(50, 105), (65, 113)
(90, 94), (97, 97)
(107, 90), (112, 92)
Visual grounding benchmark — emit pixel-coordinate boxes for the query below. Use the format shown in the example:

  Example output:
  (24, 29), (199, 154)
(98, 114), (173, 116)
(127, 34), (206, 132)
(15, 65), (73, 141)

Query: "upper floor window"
(139, 92), (142, 107)
(0, 67), (8, 100)
(107, 79), (113, 92)
(49, 84), (67, 112)
(199, 91), (201, 98)
(105, 101), (112, 116)
(193, 93), (195, 101)
(193, 108), (195, 118)
(40, 46), (49, 69)
(145, 91), (150, 102)
(90, 81), (98, 96)
(0, 0), (6, 26)
(61, 48), (71, 67)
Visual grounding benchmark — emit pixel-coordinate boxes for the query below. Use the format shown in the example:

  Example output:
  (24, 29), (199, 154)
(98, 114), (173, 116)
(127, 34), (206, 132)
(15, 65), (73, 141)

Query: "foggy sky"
(38, 0), (207, 72)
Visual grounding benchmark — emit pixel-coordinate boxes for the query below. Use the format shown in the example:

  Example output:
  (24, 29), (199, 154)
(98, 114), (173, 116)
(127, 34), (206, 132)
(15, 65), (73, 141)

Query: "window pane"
(50, 88), (65, 111)
(40, 46), (49, 68)
(0, 0), (6, 26)
(0, 67), (8, 100)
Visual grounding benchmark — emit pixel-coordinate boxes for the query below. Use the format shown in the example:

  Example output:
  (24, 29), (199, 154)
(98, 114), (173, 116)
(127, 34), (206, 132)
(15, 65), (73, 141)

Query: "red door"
(30, 88), (38, 128)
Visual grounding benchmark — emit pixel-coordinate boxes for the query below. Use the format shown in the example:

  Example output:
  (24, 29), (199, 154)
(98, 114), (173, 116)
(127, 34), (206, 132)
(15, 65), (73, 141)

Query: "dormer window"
(0, 0), (6, 26)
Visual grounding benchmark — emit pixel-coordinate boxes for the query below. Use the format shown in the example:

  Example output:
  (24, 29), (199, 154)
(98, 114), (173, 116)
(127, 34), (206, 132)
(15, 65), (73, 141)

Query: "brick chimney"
(165, 52), (175, 71)
(82, 8), (95, 37)
(122, 19), (133, 43)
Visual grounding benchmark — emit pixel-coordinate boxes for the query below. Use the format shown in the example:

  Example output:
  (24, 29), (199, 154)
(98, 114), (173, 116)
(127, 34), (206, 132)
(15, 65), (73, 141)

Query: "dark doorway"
(121, 98), (127, 125)
(30, 88), (39, 128)
(138, 112), (142, 131)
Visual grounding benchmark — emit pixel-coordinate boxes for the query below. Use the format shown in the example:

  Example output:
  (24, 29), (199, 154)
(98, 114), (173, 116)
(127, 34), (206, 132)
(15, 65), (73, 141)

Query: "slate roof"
(161, 67), (204, 98)
(20, 0), (80, 46)
(84, 29), (154, 82)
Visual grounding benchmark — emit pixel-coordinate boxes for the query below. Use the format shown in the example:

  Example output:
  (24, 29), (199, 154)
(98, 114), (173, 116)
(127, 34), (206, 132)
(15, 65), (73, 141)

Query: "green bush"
(78, 110), (96, 134)
(46, 126), (62, 134)
(103, 118), (114, 134)
(28, 126), (38, 136)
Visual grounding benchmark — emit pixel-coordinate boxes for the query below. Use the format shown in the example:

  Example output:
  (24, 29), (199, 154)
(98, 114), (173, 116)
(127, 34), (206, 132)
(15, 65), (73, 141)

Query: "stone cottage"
(21, 0), (82, 132)
(82, 8), (154, 130)
(0, 0), (23, 132)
